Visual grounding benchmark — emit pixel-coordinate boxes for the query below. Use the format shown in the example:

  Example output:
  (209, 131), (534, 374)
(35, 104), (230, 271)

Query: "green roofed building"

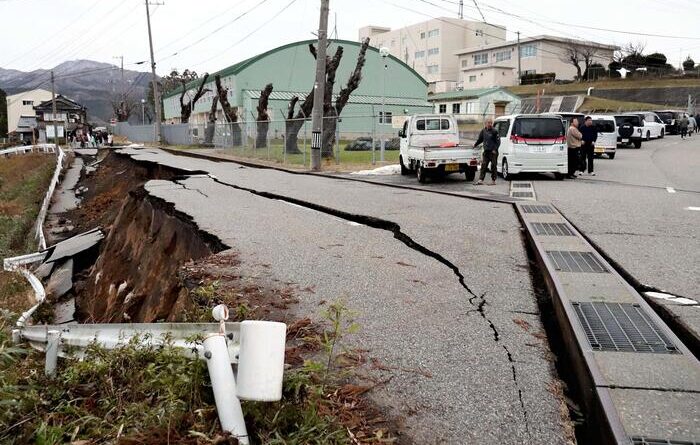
(162, 39), (432, 136)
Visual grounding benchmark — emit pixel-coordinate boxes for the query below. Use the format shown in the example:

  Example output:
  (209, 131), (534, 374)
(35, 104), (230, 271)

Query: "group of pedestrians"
(68, 130), (113, 148)
(566, 116), (598, 179)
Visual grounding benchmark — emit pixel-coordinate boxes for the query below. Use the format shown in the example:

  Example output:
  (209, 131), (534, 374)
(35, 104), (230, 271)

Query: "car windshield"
(593, 120), (615, 133)
(616, 115), (641, 126)
(416, 118), (450, 131)
(513, 118), (563, 138)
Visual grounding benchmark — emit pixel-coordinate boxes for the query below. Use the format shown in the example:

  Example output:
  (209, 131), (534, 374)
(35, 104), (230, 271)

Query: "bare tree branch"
(335, 37), (370, 114)
(215, 74), (238, 123)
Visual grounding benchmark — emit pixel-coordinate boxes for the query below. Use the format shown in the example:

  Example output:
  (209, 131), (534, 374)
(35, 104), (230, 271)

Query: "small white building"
(428, 87), (521, 121)
(456, 35), (617, 88)
(359, 18), (506, 93)
(6, 88), (53, 135)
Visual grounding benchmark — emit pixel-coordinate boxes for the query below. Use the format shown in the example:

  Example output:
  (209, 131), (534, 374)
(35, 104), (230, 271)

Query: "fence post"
(203, 334), (249, 444)
(45, 330), (61, 376)
(335, 117), (340, 165)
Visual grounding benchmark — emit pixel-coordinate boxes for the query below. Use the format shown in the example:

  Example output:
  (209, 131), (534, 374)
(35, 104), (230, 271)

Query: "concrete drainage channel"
(515, 202), (700, 444)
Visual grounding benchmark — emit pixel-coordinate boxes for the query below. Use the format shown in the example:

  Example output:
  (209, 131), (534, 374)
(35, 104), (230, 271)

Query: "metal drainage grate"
(532, 222), (574, 236)
(547, 250), (609, 273)
(512, 183), (532, 188)
(631, 437), (698, 445)
(573, 302), (679, 354)
(522, 204), (554, 214)
(512, 191), (534, 198)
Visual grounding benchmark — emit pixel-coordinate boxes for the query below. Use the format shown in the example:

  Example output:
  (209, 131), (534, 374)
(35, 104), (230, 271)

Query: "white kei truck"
(398, 114), (480, 183)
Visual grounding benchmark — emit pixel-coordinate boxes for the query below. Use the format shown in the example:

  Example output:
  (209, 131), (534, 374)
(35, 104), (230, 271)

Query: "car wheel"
(400, 156), (409, 175)
(608, 152), (616, 159)
(660, 129), (665, 138)
(554, 172), (564, 180)
(417, 164), (427, 183)
(502, 158), (511, 180)
(633, 140), (642, 149)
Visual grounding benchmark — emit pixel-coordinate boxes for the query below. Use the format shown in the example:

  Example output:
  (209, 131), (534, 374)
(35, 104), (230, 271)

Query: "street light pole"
(51, 70), (58, 147)
(141, 99), (146, 125)
(310, 0), (330, 171)
(380, 46), (389, 163)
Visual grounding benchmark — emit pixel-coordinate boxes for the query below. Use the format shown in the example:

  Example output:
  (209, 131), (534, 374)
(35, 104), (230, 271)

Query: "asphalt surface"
(117, 147), (571, 444)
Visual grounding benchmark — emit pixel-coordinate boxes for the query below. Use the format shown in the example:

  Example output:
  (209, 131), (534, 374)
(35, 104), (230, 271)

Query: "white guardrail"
(12, 305), (286, 444)
(0, 143), (56, 157)
(35, 145), (65, 250)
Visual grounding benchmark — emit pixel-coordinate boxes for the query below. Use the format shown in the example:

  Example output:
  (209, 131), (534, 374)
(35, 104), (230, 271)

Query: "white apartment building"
(6, 88), (53, 134)
(456, 35), (617, 88)
(359, 18), (506, 92)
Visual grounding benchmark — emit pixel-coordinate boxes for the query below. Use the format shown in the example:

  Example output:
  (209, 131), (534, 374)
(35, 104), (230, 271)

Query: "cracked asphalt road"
(117, 148), (570, 444)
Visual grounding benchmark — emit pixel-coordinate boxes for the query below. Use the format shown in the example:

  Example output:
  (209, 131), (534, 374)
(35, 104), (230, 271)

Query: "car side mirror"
(398, 130), (405, 138)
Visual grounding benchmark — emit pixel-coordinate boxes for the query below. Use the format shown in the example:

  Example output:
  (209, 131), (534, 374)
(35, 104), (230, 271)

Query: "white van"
(493, 114), (567, 180)
(588, 115), (617, 159)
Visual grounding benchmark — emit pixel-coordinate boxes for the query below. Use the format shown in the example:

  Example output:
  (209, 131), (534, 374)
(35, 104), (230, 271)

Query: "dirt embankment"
(75, 186), (227, 322)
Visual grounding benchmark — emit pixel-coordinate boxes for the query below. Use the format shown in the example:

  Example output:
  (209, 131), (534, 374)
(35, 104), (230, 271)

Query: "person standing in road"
(566, 118), (583, 179)
(473, 118), (501, 185)
(679, 114), (689, 139)
(579, 116), (598, 176)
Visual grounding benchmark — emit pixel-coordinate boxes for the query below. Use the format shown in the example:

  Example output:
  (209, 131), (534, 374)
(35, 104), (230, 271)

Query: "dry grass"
(578, 96), (662, 113)
(507, 78), (700, 96)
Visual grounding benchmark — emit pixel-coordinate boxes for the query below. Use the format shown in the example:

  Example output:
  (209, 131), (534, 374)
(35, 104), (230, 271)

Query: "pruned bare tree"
(179, 73), (210, 123)
(215, 74), (241, 146)
(284, 38), (370, 157)
(255, 83), (273, 148)
(204, 95), (218, 145)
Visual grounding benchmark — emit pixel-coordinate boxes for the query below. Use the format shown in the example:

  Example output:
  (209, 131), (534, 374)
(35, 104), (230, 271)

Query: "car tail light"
(510, 135), (525, 143)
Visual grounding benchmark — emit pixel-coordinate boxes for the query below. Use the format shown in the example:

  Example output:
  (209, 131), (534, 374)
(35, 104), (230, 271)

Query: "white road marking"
(645, 291), (698, 306)
(666, 187), (676, 193)
(686, 207), (700, 211)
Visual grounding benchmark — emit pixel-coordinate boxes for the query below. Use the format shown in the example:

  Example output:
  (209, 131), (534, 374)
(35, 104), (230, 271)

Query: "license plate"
(531, 146), (545, 152)
(595, 147), (605, 153)
(621, 138), (629, 143)
(444, 163), (459, 172)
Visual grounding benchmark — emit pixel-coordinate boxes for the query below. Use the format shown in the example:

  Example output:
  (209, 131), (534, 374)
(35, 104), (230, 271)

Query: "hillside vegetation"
(507, 78), (700, 96)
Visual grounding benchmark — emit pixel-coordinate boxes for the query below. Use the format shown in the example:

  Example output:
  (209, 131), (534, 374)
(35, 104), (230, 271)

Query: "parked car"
(628, 112), (665, 139)
(398, 114), (480, 182)
(588, 115), (617, 159)
(547, 112), (585, 129)
(492, 114), (567, 180)
(653, 110), (687, 135)
(614, 114), (644, 148)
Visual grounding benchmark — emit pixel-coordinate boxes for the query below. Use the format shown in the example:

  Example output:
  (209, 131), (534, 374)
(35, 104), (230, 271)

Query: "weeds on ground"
(0, 300), (392, 444)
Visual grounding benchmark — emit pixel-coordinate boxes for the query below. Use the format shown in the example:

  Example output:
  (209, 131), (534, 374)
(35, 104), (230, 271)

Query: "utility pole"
(145, 0), (163, 143)
(516, 31), (522, 84)
(50, 70), (58, 147)
(113, 55), (124, 102)
(310, 0), (330, 171)
(458, 0), (463, 19)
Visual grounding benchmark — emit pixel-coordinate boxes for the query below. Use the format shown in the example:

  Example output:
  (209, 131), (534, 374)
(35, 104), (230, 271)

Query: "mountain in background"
(0, 60), (154, 124)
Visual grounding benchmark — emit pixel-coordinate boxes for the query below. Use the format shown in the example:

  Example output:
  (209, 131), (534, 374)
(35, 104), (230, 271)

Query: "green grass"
(578, 96), (663, 113)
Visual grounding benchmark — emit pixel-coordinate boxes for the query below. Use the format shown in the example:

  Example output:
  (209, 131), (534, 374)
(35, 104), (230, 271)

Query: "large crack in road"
(175, 172), (534, 437)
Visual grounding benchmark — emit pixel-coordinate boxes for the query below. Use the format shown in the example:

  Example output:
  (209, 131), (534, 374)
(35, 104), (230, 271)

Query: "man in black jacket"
(473, 118), (501, 185)
(579, 116), (598, 176)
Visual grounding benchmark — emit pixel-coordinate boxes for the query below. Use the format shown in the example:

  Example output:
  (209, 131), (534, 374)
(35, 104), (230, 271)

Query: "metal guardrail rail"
(12, 306), (287, 445)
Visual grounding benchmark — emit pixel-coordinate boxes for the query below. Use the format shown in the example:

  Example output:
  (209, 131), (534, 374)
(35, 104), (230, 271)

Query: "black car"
(614, 115), (644, 148)
(654, 110), (686, 135)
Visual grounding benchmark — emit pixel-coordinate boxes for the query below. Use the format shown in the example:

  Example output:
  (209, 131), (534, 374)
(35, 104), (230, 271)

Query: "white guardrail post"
(11, 305), (286, 441)
(35, 145), (65, 250)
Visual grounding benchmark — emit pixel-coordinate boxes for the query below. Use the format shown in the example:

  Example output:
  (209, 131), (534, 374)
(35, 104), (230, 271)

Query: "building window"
(427, 64), (439, 74)
(22, 100), (33, 106)
(415, 50), (425, 58)
(428, 29), (439, 38)
(468, 75), (477, 82)
(378, 111), (393, 124)
(438, 104), (447, 113)
(461, 59), (469, 68)
(473, 53), (488, 65)
(427, 47), (440, 56)
(452, 103), (461, 114)
(520, 44), (537, 58)
(466, 101), (478, 114)
(495, 50), (511, 62)
(420, 32), (425, 39)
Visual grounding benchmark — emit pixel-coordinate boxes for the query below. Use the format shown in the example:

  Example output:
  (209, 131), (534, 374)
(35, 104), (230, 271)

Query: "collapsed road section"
(107, 147), (573, 444)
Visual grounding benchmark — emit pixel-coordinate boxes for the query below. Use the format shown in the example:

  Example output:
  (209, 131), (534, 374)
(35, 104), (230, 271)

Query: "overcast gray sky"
(2, 0), (699, 75)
